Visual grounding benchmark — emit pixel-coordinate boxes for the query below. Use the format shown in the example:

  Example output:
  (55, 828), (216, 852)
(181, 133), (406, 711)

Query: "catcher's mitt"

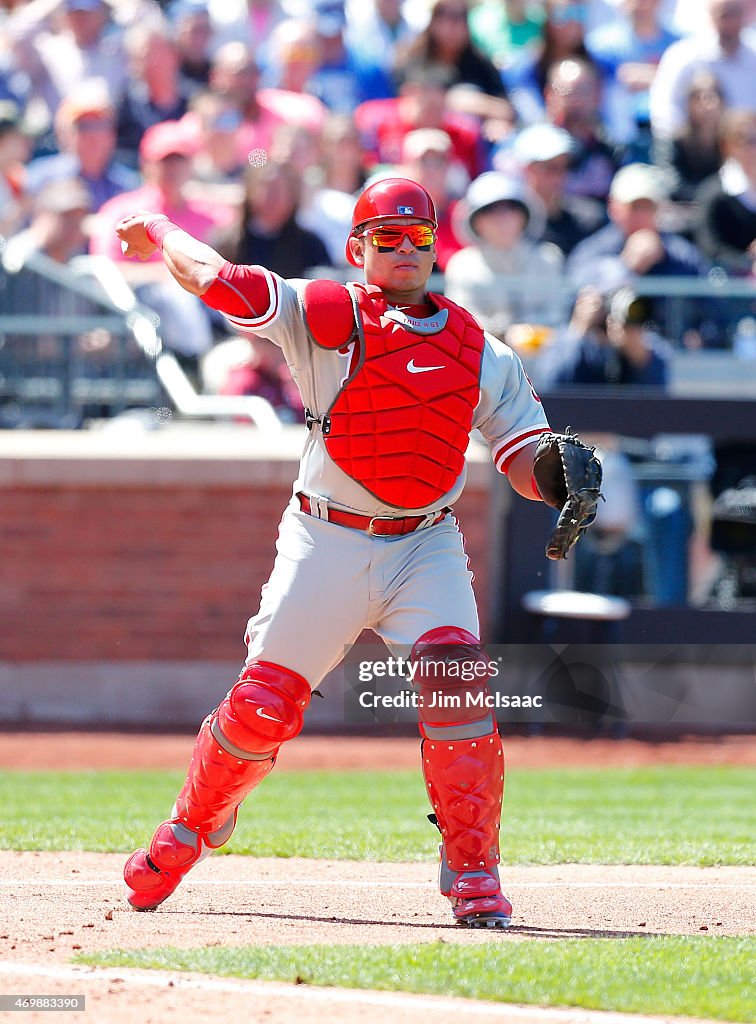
(532, 429), (603, 560)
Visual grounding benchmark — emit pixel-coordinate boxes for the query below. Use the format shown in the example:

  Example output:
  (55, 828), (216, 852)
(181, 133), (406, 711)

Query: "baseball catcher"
(116, 178), (594, 930)
(532, 430), (603, 559)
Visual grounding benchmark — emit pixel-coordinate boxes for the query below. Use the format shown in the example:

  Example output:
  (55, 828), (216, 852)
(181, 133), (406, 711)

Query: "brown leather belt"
(297, 493), (448, 536)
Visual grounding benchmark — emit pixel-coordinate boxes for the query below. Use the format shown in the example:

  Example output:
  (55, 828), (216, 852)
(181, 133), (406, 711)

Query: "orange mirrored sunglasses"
(362, 225), (436, 251)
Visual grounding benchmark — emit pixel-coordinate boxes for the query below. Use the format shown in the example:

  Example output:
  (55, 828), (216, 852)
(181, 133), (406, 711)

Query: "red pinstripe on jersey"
(494, 426), (547, 475)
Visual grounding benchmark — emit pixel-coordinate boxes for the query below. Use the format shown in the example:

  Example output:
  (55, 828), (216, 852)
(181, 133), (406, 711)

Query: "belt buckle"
(367, 516), (397, 536)
(418, 511), (440, 530)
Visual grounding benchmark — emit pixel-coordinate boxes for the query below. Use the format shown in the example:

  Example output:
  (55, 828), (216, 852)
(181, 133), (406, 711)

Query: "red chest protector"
(303, 280), (485, 510)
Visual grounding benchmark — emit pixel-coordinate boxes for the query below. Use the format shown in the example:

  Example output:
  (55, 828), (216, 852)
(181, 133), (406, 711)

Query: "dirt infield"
(3, 731), (756, 772)
(1, 852), (754, 1024)
(1, 734), (754, 1023)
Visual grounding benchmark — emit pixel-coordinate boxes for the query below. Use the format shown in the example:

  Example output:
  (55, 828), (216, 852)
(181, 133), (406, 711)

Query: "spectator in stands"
(184, 90), (248, 186)
(0, 100), (31, 236)
(208, 0), (286, 66)
(305, 0), (394, 114)
(268, 120), (354, 267)
(502, 0), (597, 125)
(544, 58), (624, 202)
(652, 69), (726, 202)
(10, 0), (127, 113)
(208, 334), (304, 420)
(650, 0), (756, 139)
(355, 65), (484, 179)
(468, 0), (545, 71)
(346, 0), (420, 75)
(321, 112), (367, 196)
(25, 80), (139, 211)
(263, 19), (321, 91)
(0, 21), (58, 147)
(534, 284), (671, 387)
(566, 162), (720, 345)
(90, 120), (225, 364)
(395, 0), (511, 98)
(394, 0), (515, 141)
(258, 21), (328, 133)
(3, 175), (117, 406)
(398, 127), (465, 271)
(116, 23), (192, 168)
(0, 20), (32, 108)
(586, 0), (679, 158)
(169, 0), (213, 90)
(586, 0), (684, 34)
(695, 108), (756, 275)
(215, 160), (332, 278)
(445, 170), (565, 344)
(510, 120), (606, 255)
(572, 444), (646, 600)
(4, 176), (92, 265)
(208, 42), (284, 161)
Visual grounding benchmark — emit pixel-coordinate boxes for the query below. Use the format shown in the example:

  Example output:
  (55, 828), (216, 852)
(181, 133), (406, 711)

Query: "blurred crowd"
(1, 0), (756, 411)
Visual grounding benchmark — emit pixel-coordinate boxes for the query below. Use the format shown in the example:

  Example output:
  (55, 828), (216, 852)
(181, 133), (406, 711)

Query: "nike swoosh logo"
(255, 706), (284, 724)
(407, 358), (445, 374)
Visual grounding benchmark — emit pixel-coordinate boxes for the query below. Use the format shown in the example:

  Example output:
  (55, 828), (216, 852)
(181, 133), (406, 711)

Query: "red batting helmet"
(346, 177), (438, 267)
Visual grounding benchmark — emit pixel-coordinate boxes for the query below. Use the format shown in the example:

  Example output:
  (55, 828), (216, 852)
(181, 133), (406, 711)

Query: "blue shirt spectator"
(586, 0), (679, 149)
(567, 164), (724, 346)
(25, 83), (139, 211)
(345, 0), (421, 75)
(536, 285), (671, 387)
(307, 0), (394, 113)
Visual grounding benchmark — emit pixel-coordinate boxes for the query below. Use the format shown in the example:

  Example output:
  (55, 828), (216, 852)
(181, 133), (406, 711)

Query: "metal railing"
(317, 265), (756, 347)
(0, 244), (282, 431)
(2, 246), (754, 429)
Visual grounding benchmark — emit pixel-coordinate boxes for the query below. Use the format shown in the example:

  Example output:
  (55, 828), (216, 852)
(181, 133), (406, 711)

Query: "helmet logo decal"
(397, 205), (414, 214)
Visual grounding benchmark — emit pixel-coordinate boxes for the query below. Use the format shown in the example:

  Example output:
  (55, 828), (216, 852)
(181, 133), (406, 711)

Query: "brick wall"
(0, 429), (497, 663)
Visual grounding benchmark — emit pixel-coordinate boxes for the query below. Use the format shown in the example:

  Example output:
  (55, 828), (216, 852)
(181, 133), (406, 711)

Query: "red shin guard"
(422, 730), (504, 871)
(125, 661), (311, 911)
(174, 714), (277, 833)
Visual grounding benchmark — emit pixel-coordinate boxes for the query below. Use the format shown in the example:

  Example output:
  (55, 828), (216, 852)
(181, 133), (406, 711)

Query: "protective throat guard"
(305, 282), (485, 509)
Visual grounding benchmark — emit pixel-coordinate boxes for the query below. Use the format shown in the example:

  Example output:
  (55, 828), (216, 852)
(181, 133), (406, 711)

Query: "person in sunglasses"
(114, 177), (554, 930)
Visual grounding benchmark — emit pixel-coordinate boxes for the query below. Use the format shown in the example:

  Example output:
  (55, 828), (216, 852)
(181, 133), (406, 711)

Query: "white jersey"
(220, 272), (550, 517)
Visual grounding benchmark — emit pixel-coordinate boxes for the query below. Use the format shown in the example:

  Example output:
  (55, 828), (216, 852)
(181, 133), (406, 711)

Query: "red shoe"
(436, 837), (512, 929)
(447, 870), (513, 928)
(124, 813), (235, 911)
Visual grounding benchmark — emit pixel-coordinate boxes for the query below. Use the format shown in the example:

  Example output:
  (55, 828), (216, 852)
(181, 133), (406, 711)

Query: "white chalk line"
(1, 878), (755, 890)
(0, 961), (711, 1024)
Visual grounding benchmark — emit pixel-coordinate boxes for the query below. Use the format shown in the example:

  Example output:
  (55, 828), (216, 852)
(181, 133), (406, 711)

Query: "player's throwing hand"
(115, 212), (167, 260)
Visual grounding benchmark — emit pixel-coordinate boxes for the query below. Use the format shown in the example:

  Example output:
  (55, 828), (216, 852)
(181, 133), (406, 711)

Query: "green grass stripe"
(2, 766), (755, 865)
(77, 937), (756, 1022)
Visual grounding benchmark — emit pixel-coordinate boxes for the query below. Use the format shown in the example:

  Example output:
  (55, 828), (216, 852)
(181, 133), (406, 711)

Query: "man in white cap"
(567, 162), (719, 345)
(510, 122), (607, 256)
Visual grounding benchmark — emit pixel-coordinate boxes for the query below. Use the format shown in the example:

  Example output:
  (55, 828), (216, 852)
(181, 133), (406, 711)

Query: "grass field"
(3, 766), (755, 865)
(78, 937), (756, 1022)
(7, 763), (755, 1021)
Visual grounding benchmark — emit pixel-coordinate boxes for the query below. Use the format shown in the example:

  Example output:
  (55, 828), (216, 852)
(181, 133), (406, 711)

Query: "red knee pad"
(220, 661), (311, 752)
(411, 626), (494, 732)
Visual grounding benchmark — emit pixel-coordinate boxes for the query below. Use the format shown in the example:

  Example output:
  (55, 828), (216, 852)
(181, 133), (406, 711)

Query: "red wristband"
(144, 217), (179, 248)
